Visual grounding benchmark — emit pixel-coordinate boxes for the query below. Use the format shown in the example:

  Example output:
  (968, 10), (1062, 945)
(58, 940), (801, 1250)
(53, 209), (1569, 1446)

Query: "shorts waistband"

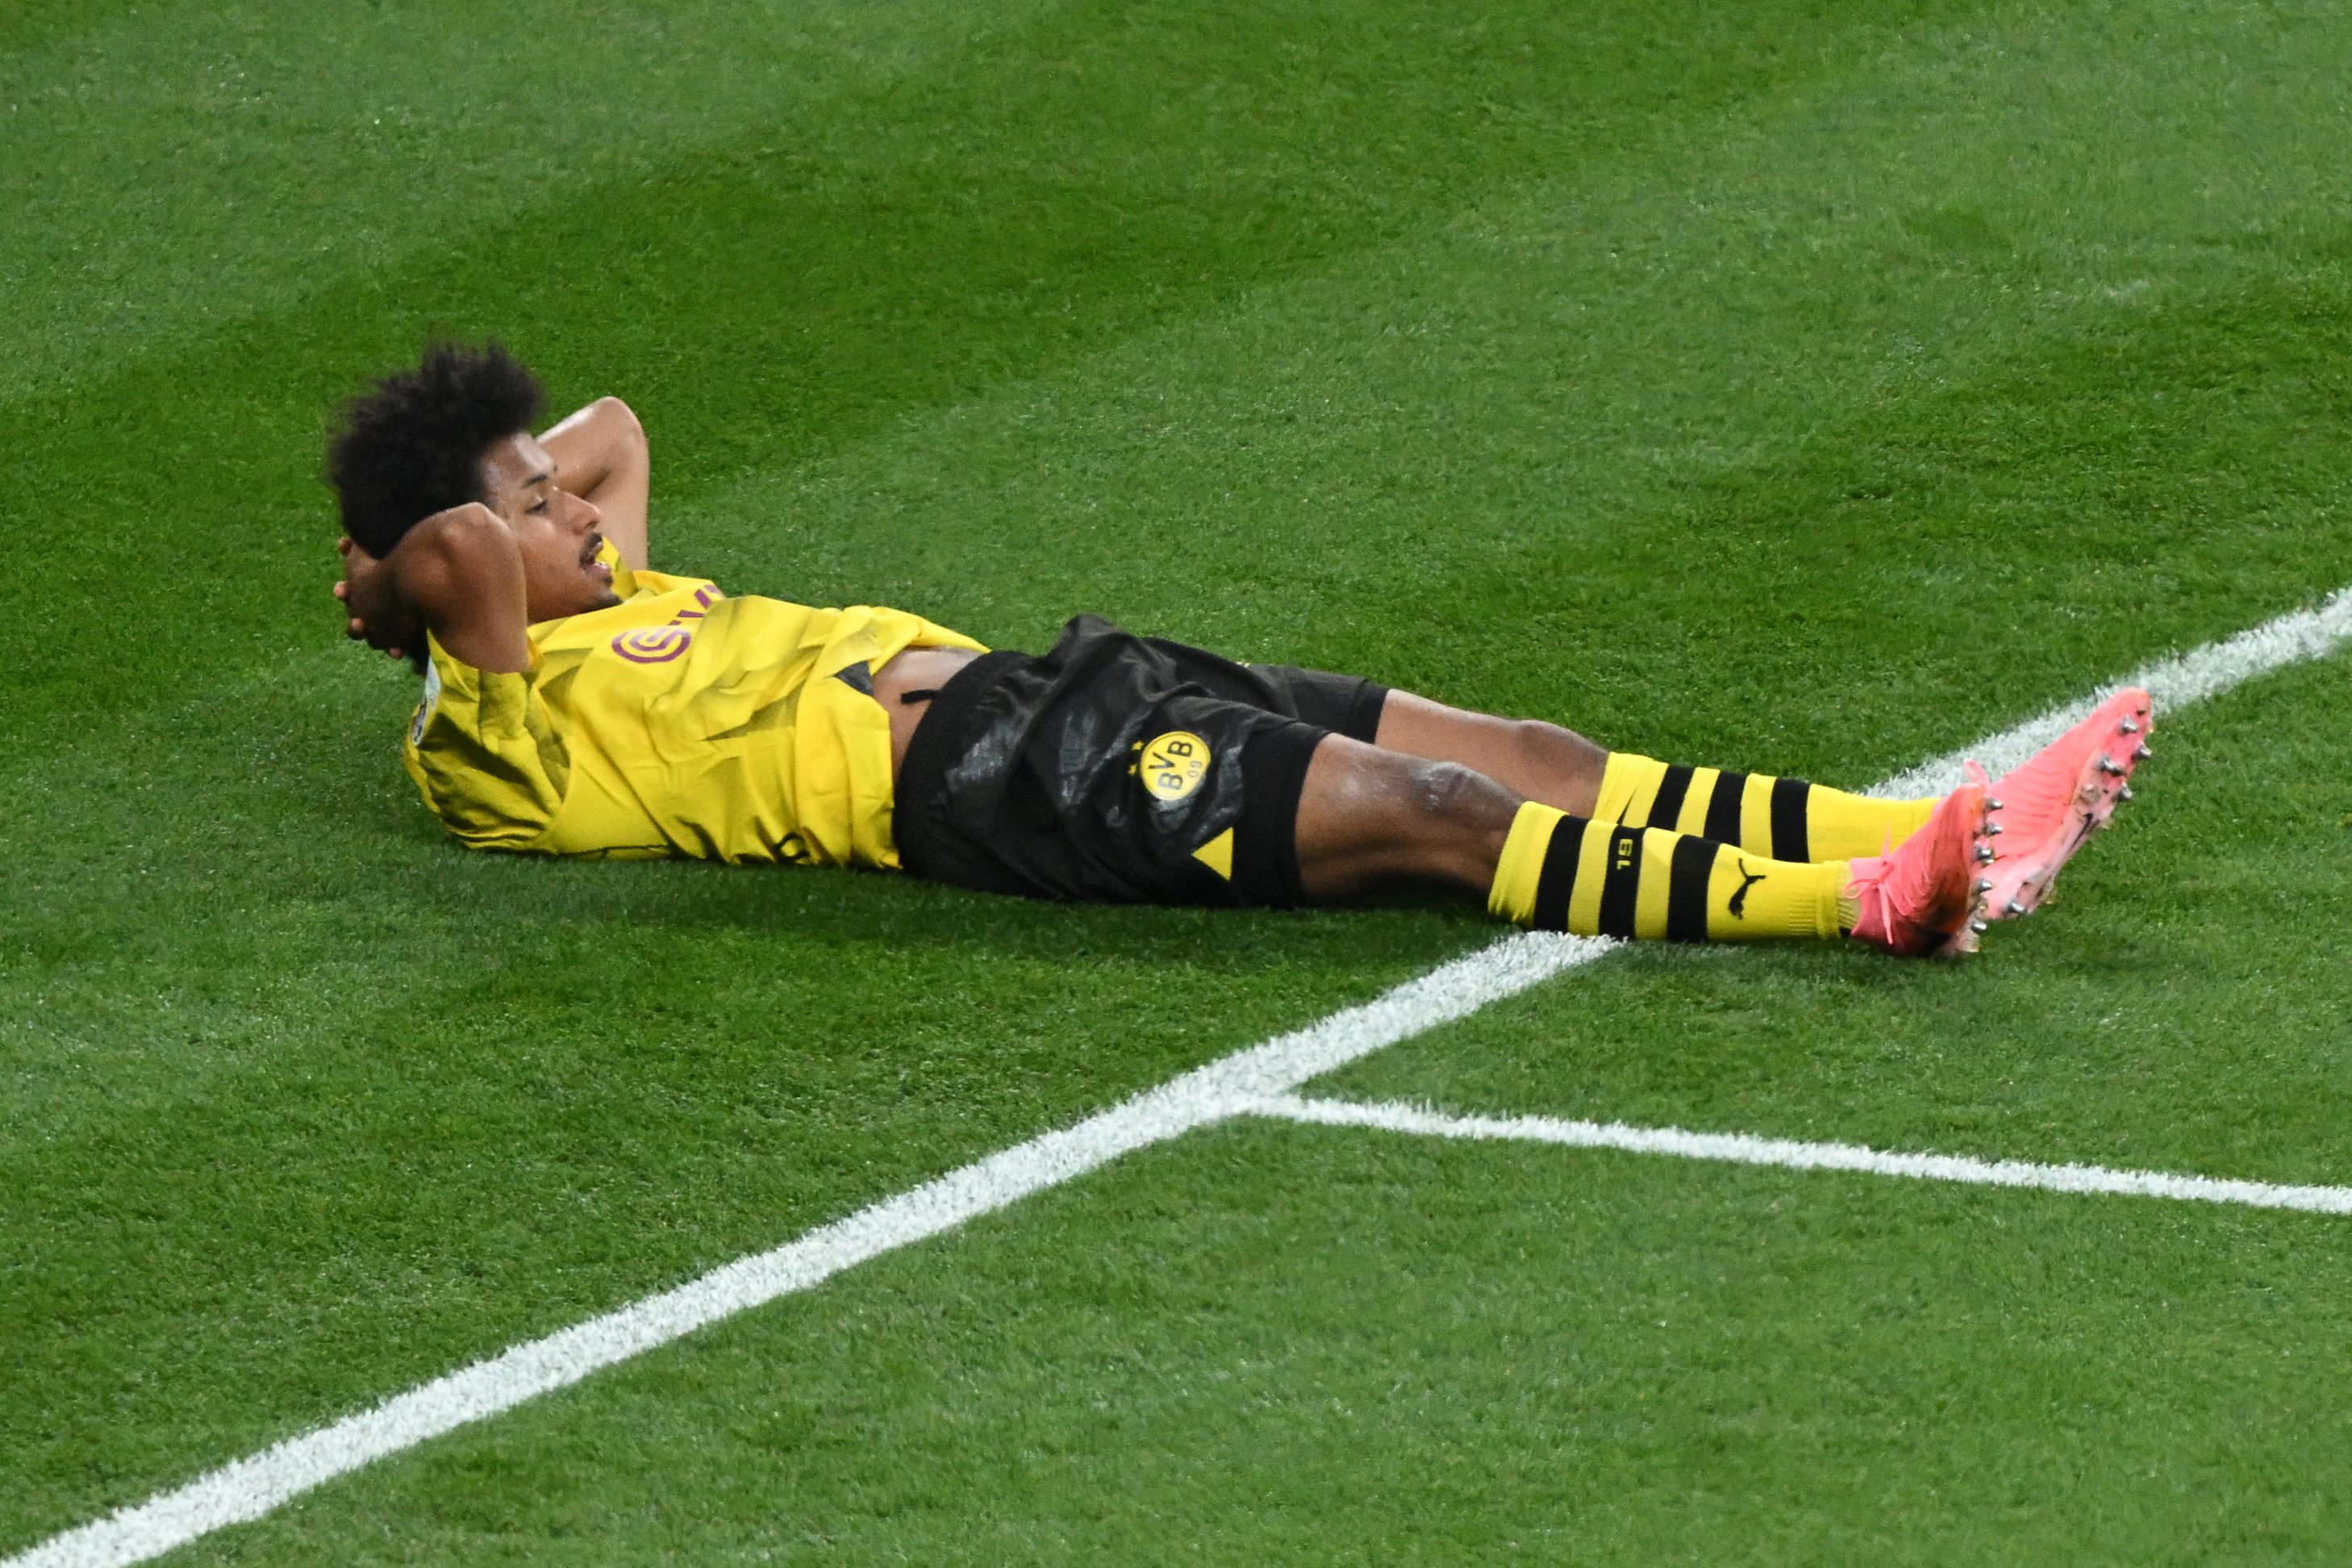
(895, 649), (1031, 853)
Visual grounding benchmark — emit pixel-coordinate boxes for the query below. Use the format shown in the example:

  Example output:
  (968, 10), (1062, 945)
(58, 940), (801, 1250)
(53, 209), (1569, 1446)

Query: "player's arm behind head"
(379, 505), (533, 673)
(327, 341), (544, 673)
(538, 394), (650, 572)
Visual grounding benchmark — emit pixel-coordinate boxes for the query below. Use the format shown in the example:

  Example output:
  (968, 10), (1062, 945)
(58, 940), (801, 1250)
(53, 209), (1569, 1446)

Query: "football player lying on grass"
(332, 342), (2150, 957)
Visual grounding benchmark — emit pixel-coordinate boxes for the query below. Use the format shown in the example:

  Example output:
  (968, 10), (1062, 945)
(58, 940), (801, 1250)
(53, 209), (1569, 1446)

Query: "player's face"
(477, 433), (623, 623)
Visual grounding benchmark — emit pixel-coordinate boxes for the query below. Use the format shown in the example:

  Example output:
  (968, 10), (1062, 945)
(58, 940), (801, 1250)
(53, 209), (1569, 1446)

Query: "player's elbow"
(398, 503), (511, 607)
(592, 396), (647, 456)
(418, 503), (508, 564)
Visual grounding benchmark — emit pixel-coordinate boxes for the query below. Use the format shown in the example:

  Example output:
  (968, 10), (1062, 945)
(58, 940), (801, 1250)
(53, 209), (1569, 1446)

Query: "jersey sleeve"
(400, 634), (573, 851)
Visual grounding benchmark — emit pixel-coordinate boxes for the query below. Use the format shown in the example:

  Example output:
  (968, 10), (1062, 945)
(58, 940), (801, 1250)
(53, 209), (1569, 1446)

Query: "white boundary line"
(1247, 1094), (2352, 1216)
(7, 933), (1610, 1568)
(13, 585), (2350, 1568)
(1872, 587), (2352, 798)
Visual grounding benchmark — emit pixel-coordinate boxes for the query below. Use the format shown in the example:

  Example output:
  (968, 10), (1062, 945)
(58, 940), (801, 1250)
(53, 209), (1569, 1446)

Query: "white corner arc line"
(12, 585), (2351, 1568)
(1246, 1095), (2352, 1216)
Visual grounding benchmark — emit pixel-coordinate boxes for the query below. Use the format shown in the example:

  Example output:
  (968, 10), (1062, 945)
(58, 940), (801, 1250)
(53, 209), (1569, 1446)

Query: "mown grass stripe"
(4, 934), (1605, 1568)
(11, 586), (2349, 1568)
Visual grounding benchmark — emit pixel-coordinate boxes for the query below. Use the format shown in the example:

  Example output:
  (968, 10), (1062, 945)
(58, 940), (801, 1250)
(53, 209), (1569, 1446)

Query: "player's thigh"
(1371, 689), (1609, 816)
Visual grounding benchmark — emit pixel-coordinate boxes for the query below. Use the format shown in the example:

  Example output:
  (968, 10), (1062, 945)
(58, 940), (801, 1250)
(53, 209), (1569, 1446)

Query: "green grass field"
(6, 0), (2351, 1560)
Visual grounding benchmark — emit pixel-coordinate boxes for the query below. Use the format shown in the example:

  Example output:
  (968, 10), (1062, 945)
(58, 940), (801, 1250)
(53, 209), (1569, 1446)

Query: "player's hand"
(334, 536), (420, 661)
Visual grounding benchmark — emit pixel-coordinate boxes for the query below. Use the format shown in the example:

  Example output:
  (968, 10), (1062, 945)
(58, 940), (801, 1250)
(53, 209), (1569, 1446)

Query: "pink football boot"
(1975, 687), (2153, 921)
(1845, 778), (1991, 957)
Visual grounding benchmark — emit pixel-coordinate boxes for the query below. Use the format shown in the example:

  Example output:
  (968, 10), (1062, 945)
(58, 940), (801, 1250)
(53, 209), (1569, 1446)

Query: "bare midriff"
(874, 645), (984, 782)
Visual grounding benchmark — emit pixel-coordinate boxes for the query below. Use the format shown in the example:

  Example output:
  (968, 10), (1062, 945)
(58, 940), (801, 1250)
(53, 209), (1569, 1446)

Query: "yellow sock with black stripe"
(1592, 752), (1936, 862)
(1487, 802), (1849, 941)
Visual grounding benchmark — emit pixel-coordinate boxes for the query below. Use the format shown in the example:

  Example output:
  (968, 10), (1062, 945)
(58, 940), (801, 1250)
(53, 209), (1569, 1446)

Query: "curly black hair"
(327, 340), (546, 557)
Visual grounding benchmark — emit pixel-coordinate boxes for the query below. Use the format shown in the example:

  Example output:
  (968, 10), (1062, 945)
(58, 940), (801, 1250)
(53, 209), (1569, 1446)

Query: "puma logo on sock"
(1729, 861), (1768, 918)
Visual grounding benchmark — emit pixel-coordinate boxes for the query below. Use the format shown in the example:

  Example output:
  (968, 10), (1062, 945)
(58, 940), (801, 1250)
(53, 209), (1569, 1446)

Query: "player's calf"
(1483, 787), (1991, 957)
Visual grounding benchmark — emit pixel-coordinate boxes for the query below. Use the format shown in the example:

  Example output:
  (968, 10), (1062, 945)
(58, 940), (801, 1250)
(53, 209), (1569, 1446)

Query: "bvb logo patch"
(1137, 731), (1211, 802)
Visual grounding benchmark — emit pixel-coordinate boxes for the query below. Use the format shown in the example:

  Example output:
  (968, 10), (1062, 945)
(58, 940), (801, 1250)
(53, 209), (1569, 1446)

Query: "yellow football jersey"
(401, 543), (986, 867)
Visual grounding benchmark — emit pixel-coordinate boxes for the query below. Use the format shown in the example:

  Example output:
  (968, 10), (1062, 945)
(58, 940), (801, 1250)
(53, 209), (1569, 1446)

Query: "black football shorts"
(893, 614), (1389, 907)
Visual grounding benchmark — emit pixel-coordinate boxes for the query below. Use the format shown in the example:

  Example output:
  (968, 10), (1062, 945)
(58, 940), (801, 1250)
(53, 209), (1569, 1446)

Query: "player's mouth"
(582, 534), (611, 582)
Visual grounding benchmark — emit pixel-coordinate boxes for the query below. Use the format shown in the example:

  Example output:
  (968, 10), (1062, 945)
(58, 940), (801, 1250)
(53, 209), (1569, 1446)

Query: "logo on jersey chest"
(612, 627), (691, 664)
(1136, 731), (1211, 802)
(609, 584), (722, 664)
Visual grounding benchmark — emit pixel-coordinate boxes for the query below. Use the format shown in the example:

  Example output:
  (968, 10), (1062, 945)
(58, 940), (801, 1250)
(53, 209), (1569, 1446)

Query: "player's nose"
(572, 493), (602, 529)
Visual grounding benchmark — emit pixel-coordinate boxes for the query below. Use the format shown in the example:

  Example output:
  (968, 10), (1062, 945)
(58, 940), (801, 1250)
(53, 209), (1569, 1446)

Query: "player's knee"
(1295, 748), (1516, 899)
(1403, 758), (1516, 835)
(1380, 757), (1515, 888)
(1512, 718), (1605, 774)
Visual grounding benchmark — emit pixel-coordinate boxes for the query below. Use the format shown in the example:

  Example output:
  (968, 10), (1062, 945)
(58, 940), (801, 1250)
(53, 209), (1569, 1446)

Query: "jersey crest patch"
(1138, 731), (1211, 802)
